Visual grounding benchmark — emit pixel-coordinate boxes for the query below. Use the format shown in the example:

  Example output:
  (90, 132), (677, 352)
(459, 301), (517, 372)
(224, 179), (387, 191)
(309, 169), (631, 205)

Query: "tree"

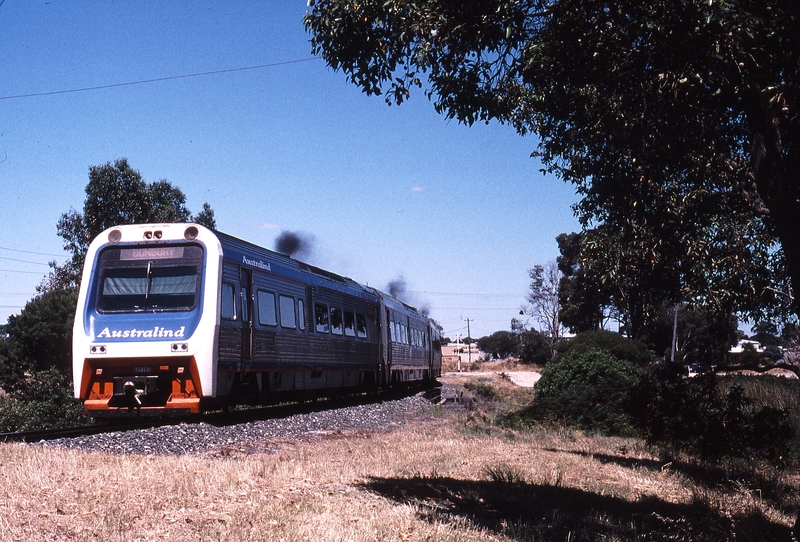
(517, 328), (552, 365)
(638, 304), (738, 364)
(44, 158), (216, 290)
(557, 218), (780, 339)
(556, 232), (612, 333)
(193, 202), (217, 230)
(0, 289), (78, 392)
(477, 330), (519, 359)
(523, 261), (565, 343)
(305, 1), (800, 320)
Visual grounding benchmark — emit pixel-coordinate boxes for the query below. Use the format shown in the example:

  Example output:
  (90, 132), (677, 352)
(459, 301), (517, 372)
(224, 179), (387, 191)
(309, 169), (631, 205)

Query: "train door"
(385, 308), (393, 383)
(240, 268), (254, 362)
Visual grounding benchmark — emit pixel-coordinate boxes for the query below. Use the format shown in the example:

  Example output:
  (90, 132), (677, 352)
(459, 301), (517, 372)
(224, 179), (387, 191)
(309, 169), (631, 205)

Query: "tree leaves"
(306, 0), (800, 327)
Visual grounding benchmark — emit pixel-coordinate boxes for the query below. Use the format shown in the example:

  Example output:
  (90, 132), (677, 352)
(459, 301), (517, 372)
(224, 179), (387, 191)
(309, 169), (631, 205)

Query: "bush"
(630, 372), (796, 462)
(512, 348), (644, 435)
(555, 330), (653, 365)
(0, 368), (91, 432)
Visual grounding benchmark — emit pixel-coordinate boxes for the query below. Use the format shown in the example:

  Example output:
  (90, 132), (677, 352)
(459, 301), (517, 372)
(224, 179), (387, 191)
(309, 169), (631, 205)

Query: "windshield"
(96, 245), (203, 312)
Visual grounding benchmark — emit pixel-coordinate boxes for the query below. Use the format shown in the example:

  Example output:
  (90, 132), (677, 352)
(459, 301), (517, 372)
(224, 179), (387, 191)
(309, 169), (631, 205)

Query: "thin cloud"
(411, 186), (426, 192)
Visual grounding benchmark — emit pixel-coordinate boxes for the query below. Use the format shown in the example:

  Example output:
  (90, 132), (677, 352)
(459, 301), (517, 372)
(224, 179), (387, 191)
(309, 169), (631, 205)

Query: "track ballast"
(24, 389), (441, 456)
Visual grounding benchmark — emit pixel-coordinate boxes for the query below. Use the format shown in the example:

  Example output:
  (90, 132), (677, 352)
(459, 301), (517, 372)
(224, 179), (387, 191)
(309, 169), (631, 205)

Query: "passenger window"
(279, 295), (296, 329)
(356, 313), (367, 338)
(330, 307), (343, 335)
(315, 303), (329, 333)
(257, 291), (277, 326)
(344, 311), (356, 337)
(298, 299), (306, 330)
(221, 282), (236, 320)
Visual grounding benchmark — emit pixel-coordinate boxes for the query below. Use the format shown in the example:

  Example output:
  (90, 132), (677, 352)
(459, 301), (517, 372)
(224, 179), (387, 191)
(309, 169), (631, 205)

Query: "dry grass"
(441, 356), (539, 375)
(0, 378), (798, 541)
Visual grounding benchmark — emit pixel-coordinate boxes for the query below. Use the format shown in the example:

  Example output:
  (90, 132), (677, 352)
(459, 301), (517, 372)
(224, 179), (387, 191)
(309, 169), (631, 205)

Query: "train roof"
(213, 230), (427, 318)
(213, 230), (379, 300)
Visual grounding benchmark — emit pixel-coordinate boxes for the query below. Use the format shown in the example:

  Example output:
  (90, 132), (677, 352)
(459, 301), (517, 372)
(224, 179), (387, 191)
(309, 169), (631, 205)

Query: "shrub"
(0, 368), (91, 432)
(630, 372), (796, 462)
(555, 330), (653, 365)
(515, 348), (644, 435)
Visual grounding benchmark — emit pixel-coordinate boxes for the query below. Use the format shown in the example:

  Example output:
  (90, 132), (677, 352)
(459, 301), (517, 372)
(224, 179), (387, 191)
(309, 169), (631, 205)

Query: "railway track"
(0, 383), (441, 445)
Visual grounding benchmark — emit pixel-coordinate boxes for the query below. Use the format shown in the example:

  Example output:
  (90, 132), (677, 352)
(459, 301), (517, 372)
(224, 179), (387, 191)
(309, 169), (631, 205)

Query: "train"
(72, 223), (442, 417)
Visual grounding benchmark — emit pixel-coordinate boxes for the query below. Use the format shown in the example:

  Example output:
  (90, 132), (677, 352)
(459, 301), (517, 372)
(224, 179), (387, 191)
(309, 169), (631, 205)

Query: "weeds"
(2, 369), (798, 541)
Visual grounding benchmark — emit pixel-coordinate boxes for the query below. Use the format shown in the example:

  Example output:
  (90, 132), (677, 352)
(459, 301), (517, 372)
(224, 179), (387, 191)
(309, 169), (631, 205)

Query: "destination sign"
(120, 247), (185, 260)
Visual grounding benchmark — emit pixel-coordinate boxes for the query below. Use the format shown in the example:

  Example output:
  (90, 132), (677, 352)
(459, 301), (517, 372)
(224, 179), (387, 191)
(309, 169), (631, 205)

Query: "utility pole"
(671, 303), (679, 364)
(466, 318), (472, 365)
(456, 333), (461, 372)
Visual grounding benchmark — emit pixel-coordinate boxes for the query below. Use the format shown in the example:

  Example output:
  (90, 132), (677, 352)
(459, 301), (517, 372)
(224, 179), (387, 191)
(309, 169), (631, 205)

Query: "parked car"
(687, 362), (712, 376)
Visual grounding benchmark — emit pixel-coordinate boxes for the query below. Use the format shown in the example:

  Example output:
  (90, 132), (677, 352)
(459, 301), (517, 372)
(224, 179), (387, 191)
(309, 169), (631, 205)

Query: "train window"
(99, 266), (198, 312)
(315, 303), (329, 333)
(401, 324), (408, 344)
(356, 313), (367, 338)
(298, 299), (306, 330)
(257, 291), (277, 326)
(330, 307), (343, 335)
(221, 282), (235, 320)
(344, 311), (356, 337)
(279, 295), (296, 329)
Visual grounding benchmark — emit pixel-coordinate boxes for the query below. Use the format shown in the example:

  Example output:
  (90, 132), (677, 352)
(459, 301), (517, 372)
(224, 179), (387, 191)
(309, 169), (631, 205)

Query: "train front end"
(72, 224), (222, 416)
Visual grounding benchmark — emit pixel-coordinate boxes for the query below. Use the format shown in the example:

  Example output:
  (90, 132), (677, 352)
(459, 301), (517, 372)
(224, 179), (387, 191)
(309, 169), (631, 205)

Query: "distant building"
(728, 339), (764, 355)
(441, 343), (484, 370)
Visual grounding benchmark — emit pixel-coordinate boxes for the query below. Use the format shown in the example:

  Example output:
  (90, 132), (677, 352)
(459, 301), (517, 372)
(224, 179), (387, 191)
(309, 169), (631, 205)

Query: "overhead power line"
(0, 245), (64, 257)
(0, 269), (47, 275)
(408, 290), (521, 298)
(0, 58), (321, 101)
(0, 255), (52, 266)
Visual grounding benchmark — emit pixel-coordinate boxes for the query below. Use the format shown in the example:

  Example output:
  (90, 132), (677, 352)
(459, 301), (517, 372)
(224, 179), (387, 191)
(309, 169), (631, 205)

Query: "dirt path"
(440, 371), (541, 388)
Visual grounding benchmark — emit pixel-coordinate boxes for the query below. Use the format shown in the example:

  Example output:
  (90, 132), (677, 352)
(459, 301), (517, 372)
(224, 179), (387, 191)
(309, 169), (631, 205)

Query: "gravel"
(35, 392), (443, 457)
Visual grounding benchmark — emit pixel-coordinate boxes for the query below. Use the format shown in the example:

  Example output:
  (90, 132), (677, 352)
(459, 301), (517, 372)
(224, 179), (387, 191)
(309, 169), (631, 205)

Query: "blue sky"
(0, 1), (581, 339)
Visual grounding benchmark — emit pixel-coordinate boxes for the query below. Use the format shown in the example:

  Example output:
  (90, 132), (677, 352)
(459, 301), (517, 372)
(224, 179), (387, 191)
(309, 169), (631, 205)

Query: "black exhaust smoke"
(275, 230), (315, 259)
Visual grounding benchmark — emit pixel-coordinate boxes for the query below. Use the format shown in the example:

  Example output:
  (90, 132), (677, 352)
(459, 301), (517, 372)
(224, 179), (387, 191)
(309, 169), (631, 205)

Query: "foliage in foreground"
(0, 368), (91, 432)
(630, 372), (798, 463)
(0, 288), (78, 390)
(507, 347), (644, 436)
(505, 336), (799, 463)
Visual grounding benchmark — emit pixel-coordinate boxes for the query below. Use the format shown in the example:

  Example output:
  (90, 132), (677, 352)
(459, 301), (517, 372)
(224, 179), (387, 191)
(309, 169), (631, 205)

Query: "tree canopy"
(305, 1), (800, 326)
(0, 289), (77, 392)
(45, 158), (216, 291)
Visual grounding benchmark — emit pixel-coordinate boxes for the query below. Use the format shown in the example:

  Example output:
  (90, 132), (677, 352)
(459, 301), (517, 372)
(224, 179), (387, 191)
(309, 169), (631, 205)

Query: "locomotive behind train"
(72, 223), (442, 417)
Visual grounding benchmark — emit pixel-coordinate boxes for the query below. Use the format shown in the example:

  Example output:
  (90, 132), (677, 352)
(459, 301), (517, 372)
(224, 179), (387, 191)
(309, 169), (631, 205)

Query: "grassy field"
(0, 373), (798, 541)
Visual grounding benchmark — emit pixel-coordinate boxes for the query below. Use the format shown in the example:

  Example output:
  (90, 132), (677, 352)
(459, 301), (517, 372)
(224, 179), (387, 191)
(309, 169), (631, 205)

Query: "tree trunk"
(746, 91), (800, 314)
